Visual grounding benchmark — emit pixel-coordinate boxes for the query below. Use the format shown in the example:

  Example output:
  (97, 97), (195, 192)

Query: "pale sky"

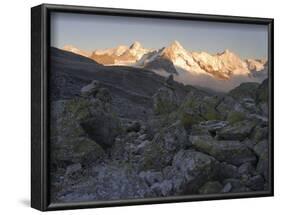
(51, 12), (268, 59)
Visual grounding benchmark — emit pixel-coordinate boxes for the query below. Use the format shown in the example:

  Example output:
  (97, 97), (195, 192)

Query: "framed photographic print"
(31, 4), (274, 211)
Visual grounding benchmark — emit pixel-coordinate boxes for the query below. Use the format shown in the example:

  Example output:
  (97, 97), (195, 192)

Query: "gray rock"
(199, 181), (223, 194)
(171, 150), (220, 194)
(190, 135), (257, 166)
(216, 96), (245, 116)
(81, 80), (100, 97)
(256, 158), (269, 181)
(162, 120), (190, 151)
(139, 171), (163, 186)
(197, 120), (229, 133)
(251, 126), (268, 143)
(221, 182), (232, 193)
(134, 140), (150, 155)
(151, 180), (173, 196)
(56, 164), (153, 202)
(216, 120), (256, 141)
(50, 100), (106, 167)
(223, 178), (245, 193)
(241, 98), (257, 113)
(95, 87), (112, 104)
(219, 162), (240, 179)
(246, 175), (265, 191)
(138, 134), (148, 141)
(126, 121), (141, 133)
(259, 103), (269, 116)
(242, 138), (255, 150)
(254, 140), (269, 180)
(64, 163), (82, 181)
(140, 121), (189, 170)
(238, 162), (256, 176)
(253, 140), (268, 157)
(80, 111), (121, 147)
(153, 86), (178, 115)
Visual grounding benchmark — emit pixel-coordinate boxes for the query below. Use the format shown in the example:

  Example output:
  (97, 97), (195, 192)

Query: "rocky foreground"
(50, 64), (269, 202)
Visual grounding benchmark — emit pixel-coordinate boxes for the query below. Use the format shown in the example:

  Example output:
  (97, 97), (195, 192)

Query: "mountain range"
(62, 41), (267, 92)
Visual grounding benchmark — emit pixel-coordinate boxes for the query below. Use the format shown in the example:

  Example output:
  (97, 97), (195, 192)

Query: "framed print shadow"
(31, 4), (274, 211)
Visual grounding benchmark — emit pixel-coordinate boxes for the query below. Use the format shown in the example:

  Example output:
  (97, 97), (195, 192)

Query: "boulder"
(51, 136), (106, 168)
(227, 111), (247, 124)
(256, 159), (269, 182)
(140, 121), (189, 170)
(55, 164), (153, 202)
(199, 181), (223, 194)
(54, 84), (122, 149)
(50, 100), (106, 168)
(139, 171), (163, 186)
(151, 180), (173, 196)
(153, 86), (179, 115)
(80, 110), (121, 147)
(180, 95), (222, 121)
(253, 140), (268, 157)
(197, 120), (229, 133)
(216, 96), (245, 116)
(95, 87), (112, 104)
(221, 182), (232, 193)
(246, 175), (265, 191)
(80, 80), (101, 97)
(171, 150), (220, 194)
(190, 135), (256, 166)
(126, 121), (141, 133)
(254, 140), (269, 180)
(238, 162), (256, 176)
(162, 120), (190, 151)
(223, 178), (249, 193)
(258, 103), (269, 117)
(251, 125), (268, 142)
(216, 120), (256, 141)
(219, 162), (240, 179)
(64, 163), (82, 182)
(134, 140), (150, 155)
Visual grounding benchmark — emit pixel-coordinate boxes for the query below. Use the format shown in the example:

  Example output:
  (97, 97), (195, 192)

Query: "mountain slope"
(192, 49), (250, 80)
(50, 47), (190, 119)
(60, 41), (268, 91)
(62, 45), (91, 58)
(90, 41), (151, 65)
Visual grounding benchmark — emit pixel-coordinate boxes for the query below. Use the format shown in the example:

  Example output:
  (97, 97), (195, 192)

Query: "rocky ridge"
(50, 48), (270, 203)
(62, 41), (267, 81)
(51, 54), (269, 202)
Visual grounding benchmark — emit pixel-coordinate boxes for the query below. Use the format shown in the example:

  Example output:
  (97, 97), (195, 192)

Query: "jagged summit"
(221, 49), (231, 54)
(130, 41), (142, 49)
(61, 41), (267, 81)
(169, 40), (184, 49)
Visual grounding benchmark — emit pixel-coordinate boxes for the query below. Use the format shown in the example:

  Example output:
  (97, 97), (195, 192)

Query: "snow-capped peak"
(60, 41), (267, 81)
(160, 41), (207, 75)
(245, 59), (266, 72)
(62, 45), (91, 58)
(130, 41), (142, 50)
(192, 49), (250, 79)
(169, 40), (184, 50)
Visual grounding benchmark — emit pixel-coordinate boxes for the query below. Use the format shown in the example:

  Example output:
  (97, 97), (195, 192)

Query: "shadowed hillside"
(49, 47), (269, 203)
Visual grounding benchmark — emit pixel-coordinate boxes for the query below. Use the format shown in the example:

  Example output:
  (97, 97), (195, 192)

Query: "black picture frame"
(31, 3), (274, 211)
